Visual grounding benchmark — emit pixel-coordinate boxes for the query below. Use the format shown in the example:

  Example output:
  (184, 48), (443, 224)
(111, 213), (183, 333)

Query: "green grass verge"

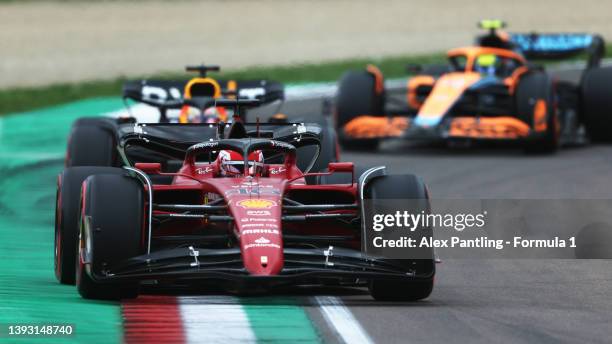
(0, 53), (444, 116)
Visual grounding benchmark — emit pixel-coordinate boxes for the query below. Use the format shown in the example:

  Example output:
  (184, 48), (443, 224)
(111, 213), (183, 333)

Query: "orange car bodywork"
(448, 117), (530, 139)
(416, 71), (482, 122)
(343, 116), (409, 139)
(366, 64), (385, 95)
(407, 75), (435, 109)
(446, 46), (526, 71)
(343, 46), (544, 141)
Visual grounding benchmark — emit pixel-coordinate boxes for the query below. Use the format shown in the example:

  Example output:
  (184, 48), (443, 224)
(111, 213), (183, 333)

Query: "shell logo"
(237, 199), (277, 209)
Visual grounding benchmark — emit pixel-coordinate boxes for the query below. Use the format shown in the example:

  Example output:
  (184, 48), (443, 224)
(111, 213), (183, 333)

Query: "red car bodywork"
(142, 157), (357, 277)
(108, 134), (369, 284)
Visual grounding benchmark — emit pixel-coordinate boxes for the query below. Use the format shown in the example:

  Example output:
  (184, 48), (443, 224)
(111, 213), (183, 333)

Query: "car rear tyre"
(66, 118), (117, 167)
(55, 167), (126, 284)
(581, 66), (612, 142)
(76, 174), (144, 300)
(336, 71), (383, 151)
(364, 174), (435, 301)
(515, 72), (559, 154)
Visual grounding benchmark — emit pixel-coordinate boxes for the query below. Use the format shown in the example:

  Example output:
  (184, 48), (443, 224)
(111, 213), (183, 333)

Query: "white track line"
(315, 296), (373, 344)
(179, 296), (256, 344)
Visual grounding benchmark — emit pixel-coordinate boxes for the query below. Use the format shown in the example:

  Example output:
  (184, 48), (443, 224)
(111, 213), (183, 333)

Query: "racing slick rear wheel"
(364, 174), (435, 301)
(581, 66), (612, 142)
(515, 72), (560, 154)
(66, 117), (118, 167)
(76, 173), (144, 300)
(336, 70), (384, 151)
(55, 167), (126, 284)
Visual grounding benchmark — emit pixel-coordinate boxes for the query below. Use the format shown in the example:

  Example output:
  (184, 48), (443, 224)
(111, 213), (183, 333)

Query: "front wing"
(85, 246), (434, 287)
(342, 115), (534, 141)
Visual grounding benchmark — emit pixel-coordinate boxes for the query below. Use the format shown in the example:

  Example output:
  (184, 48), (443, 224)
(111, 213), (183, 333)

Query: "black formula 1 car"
(335, 21), (612, 153)
(122, 64), (285, 124)
(54, 103), (434, 301)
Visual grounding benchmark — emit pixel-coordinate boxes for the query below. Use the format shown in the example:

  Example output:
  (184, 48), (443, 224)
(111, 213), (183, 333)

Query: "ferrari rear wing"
(510, 33), (605, 68)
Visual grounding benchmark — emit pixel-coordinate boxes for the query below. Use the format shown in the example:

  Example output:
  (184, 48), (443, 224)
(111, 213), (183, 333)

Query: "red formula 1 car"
(335, 21), (612, 153)
(54, 100), (434, 301)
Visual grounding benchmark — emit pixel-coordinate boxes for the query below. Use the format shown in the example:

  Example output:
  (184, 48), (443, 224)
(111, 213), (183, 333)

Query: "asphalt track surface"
(253, 67), (612, 343)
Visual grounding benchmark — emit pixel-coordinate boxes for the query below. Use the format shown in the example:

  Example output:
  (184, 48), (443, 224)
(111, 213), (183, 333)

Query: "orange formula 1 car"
(335, 21), (612, 153)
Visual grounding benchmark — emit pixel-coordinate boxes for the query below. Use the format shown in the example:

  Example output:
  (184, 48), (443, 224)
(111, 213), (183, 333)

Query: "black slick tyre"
(76, 174), (144, 300)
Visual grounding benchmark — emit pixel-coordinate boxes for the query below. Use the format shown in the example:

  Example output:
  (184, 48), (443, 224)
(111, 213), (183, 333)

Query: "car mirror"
(135, 162), (162, 174)
(328, 162), (354, 173)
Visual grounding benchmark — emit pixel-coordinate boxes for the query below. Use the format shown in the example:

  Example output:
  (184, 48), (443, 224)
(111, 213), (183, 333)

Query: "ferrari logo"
(237, 199), (277, 209)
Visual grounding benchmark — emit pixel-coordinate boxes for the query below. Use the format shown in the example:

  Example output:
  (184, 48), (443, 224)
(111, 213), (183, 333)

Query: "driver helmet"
(202, 106), (229, 123)
(216, 150), (264, 176)
(179, 105), (201, 123)
(201, 107), (221, 124)
(179, 106), (229, 124)
(475, 54), (497, 76)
